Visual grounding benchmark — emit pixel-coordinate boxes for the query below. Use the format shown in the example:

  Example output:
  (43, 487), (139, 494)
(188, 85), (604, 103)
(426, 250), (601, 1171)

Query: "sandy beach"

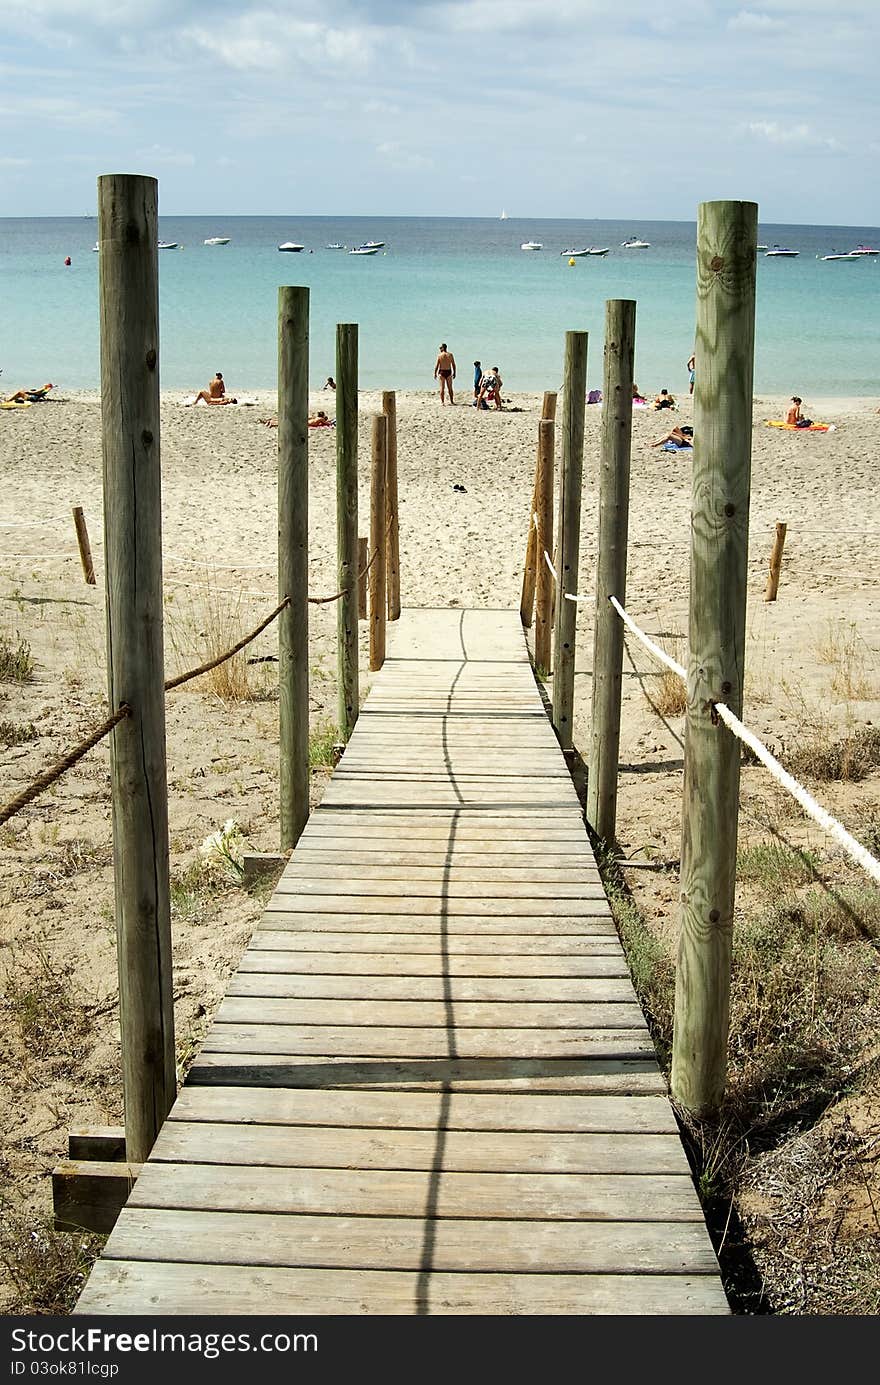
(2, 385), (879, 1312)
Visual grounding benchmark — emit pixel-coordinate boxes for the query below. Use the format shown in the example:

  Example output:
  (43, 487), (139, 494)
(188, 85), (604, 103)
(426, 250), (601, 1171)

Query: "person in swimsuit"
(653, 388), (675, 410)
(476, 366), (503, 412)
(650, 425), (693, 448)
(192, 371), (237, 405)
(687, 354), (695, 395)
(434, 343), (456, 404)
(473, 360), (482, 403)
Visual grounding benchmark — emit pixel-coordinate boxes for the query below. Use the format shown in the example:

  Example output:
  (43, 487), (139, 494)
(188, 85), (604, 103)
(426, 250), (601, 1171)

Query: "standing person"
(434, 343), (456, 405)
(473, 360), (483, 404)
(687, 353), (695, 395)
(476, 366), (503, 411)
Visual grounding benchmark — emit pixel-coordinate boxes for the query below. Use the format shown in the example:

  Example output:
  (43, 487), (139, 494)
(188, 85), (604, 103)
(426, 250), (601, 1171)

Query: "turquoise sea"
(1, 216), (878, 396)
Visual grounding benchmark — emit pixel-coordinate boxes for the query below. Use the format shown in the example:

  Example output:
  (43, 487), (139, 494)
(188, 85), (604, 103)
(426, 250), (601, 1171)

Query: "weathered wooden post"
(382, 390), (400, 620)
(336, 323), (359, 739)
(357, 536), (369, 619)
(552, 333), (588, 748)
(764, 521), (787, 602)
(671, 200), (758, 1118)
(98, 173), (175, 1163)
(520, 391), (558, 628)
(370, 414), (388, 671)
(587, 300), (636, 846)
(72, 506), (96, 585)
(277, 285), (310, 850)
(533, 418), (555, 675)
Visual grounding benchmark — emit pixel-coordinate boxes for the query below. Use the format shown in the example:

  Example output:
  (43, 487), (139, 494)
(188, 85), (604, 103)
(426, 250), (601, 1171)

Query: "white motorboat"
(157, 241), (178, 250)
(620, 236), (650, 248)
(521, 240), (543, 251)
(587, 246), (609, 256)
(278, 241), (305, 252)
(848, 244), (879, 256)
(764, 245), (798, 256)
(204, 236), (230, 246)
(349, 246), (379, 255)
(326, 243), (345, 250)
(820, 252), (859, 261)
(561, 247), (590, 257)
(360, 240), (385, 249)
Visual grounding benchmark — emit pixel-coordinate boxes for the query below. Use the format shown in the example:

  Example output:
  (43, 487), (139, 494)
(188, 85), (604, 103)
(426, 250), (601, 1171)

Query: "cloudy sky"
(2, 0), (877, 224)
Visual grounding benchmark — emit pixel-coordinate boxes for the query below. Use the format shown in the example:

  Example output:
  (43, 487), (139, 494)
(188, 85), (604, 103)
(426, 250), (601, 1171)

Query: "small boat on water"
(278, 241), (305, 252)
(157, 241), (178, 250)
(521, 240), (543, 251)
(765, 245), (798, 256)
(820, 252), (859, 261)
(620, 236), (650, 248)
(204, 237), (230, 246)
(500, 209), (508, 220)
(326, 243), (345, 250)
(848, 244), (879, 256)
(561, 248), (590, 257)
(361, 240), (385, 249)
(349, 246), (379, 255)
(756, 243), (768, 250)
(587, 246), (609, 256)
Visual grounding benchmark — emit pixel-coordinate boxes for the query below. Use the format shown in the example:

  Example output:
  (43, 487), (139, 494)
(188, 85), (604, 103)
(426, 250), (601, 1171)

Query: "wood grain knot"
(146, 349), (157, 371)
(709, 255), (724, 272)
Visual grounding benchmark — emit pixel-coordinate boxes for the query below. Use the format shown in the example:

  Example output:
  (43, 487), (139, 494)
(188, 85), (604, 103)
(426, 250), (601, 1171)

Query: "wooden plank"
(260, 908), (613, 928)
(269, 879), (608, 900)
(278, 863), (599, 885)
(200, 1025), (655, 1058)
(127, 1161), (703, 1221)
(237, 950), (631, 976)
(104, 1208), (718, 1274)
(252, 932), (623, 954)
(76, 1261), (730, 1315)
(187, 1053), (668, 1094)
(288, 848), (598, 867)
(168, 1086), (678, 1133)
(265, 892), (612, 913)
(215, 997), (646, 1029)
(226, 974), (639, 1002)
(53, 1160), (142, 1235)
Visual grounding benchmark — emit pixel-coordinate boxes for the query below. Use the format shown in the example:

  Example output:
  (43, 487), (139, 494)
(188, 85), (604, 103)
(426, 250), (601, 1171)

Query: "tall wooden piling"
(587, 300), (636, 846)
(277, 285), (310, 851)
(671, 200), (758, 1118)
(534, 419), (555, 675)
(97, 173), (175, 1164)
(336, 324), (359, 739)
(382, 391), (400, 620)
(552, 332), (588, 748)
(369, 415), (388, 671)
(520, 392), (558, 628)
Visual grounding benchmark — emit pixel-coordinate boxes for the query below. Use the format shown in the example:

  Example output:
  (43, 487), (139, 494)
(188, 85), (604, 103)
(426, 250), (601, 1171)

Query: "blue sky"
(1, 0), (877, 223)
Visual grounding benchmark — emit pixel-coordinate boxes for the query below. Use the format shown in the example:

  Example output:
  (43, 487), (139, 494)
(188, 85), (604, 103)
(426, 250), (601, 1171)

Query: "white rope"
(543, 550), (558, 582)
(533, 512), (539, 532)
(0, 518), (73, 529)
(713, 701), (880, 885)
(610, 595), (880, 887)
(565, 593), (595, 603)
(609, 596), (686, 678)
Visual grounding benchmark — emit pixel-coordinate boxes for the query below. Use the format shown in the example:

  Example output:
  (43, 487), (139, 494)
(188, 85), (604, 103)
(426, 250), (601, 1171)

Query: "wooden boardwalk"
(76, 608), (728, 1315)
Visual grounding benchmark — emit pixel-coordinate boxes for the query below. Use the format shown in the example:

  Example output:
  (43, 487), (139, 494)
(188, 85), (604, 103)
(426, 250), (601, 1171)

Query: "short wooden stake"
(277, 284), (310, 851)
(534, 418), (555, 674)
(336, 323), (359, 739)
(587, 299), (636, 848)
(72, 506), (96, 584)
(764, 521), (787, 601)
(382, 390), (401, 620)
(552, 333), (588, 748)
(357, 536), (369, 619)
(98, 171), (175, 1165)
(671, 199), (758, 1119)
(369, 414), (387, 671)
(53, 1160), (141, 1235)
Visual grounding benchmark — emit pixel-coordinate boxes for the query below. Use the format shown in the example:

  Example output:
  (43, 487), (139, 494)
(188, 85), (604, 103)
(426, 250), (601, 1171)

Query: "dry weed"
(0, 1208), (103, 1315)
(164, 575), (277, 702)
(0, 631), (34, 683)
(816, 619), (877, 701)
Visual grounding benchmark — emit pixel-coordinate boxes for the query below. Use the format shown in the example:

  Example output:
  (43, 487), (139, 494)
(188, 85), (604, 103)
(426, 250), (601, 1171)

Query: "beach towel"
(765, 420), (835, 432)
(663, 441), (692, 451)
(0, 401), (31, 409)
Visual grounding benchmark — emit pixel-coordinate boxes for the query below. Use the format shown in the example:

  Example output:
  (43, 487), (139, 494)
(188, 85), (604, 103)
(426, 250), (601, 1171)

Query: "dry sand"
(1, 386), (879, 1311)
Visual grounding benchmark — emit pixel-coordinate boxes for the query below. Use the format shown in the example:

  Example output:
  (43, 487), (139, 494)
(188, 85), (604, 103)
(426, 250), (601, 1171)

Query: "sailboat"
(500, 209), (508, 220)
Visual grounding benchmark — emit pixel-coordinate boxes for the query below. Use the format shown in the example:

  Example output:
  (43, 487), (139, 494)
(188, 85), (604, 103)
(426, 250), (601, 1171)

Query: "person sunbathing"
(653, 388), (676, 410)
(260, 411), (333, 429)
(4, 382), (54, 403)
(191, 371), (236, 405)
(650, 425), (693, 448)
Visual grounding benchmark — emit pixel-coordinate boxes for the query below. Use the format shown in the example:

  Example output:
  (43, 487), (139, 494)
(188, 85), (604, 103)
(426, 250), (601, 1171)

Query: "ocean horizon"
(2, 215), (878, 396)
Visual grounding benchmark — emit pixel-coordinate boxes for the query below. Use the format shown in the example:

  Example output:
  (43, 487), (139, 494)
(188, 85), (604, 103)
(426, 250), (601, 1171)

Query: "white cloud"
(136, 144), (196, 167)
(728, 10), (782, 31)
(745, 120), (842, 151)
(0, 156), (31, 167)
(376, 141), (432, 173)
